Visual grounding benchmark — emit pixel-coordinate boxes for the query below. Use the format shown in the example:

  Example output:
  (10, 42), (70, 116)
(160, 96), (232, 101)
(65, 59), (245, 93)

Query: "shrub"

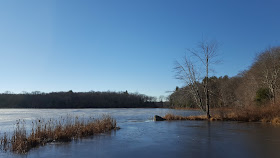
(255, 88), (271, 105)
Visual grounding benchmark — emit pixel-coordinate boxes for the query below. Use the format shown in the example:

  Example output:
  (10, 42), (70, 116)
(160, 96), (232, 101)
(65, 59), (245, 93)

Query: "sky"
(0, 0), (280, 98)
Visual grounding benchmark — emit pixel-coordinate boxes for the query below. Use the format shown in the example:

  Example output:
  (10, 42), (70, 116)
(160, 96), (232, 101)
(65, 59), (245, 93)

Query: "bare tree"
(175, 39), (219, 119)
(159, 95), (165, 102)
(255, 47), (280, 105)
(174, 56), (204, 111)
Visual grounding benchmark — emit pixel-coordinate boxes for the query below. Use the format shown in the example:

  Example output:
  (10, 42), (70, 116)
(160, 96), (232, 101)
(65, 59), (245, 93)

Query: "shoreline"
(156, 106), (280, 125)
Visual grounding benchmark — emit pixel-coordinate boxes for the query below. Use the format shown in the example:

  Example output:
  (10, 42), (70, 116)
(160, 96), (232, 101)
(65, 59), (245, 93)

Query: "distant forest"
(0, 91), (161, 108)
(169, 46), (280, 108)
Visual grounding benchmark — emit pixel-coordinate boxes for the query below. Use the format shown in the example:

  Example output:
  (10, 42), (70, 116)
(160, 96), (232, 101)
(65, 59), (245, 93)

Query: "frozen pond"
(0, 108), (280, 158)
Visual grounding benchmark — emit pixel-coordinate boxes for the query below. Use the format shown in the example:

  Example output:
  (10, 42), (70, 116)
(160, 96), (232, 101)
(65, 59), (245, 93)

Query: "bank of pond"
(157, 106), (280, 125)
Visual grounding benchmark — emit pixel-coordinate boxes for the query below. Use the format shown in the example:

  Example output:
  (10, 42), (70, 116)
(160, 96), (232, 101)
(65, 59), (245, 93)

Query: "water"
(0, 108), (280, 158)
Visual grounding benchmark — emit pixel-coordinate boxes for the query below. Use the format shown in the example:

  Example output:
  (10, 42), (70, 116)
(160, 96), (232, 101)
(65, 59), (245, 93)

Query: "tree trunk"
(273, 88), (276, 105)
(206, 54), (211, 119)
(206, 84), (210, 119)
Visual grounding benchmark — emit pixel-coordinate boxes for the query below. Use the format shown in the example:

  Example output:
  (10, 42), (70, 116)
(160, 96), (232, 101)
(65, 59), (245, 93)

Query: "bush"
(255, 88), (271, 105)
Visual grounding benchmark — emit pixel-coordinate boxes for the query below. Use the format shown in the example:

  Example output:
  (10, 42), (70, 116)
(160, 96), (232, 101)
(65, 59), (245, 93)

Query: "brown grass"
(163, 105), (280, 125)
(0, 132), (9, 151)
(171, 107), (200, 110)
(1, 115), (118, 154)
(163, 113), (207, 120)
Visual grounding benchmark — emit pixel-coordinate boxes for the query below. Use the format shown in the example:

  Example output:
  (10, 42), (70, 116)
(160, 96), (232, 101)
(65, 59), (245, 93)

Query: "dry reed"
(1, 115), (118, 154)
(163, 105), (280, 125)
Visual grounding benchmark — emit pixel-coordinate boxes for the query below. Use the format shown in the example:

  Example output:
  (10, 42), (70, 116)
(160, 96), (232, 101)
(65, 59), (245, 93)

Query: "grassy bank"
(163, 106), (280, 125)
(1, 115), (118, 154)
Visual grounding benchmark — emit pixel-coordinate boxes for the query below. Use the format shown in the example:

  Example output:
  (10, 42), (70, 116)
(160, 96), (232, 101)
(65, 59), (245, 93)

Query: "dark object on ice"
(154, 115), (166, 121)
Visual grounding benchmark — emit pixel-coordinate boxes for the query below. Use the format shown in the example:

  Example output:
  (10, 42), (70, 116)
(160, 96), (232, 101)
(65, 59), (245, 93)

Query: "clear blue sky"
(0, 0), (280, 98)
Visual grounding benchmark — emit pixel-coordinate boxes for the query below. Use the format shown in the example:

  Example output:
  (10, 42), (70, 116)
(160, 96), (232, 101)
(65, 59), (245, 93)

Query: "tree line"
(169, 45), (280, 109)
(0, 91), (159, 108)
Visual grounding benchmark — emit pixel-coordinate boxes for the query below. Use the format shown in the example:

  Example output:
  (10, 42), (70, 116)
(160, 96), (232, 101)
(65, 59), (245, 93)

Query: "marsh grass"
(0, 132), (9, 151)
(163, 106), (280, 125)
(1, 115), (118, 154)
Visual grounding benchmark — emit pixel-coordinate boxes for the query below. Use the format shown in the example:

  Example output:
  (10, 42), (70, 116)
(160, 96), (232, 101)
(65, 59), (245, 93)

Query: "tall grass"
(1, 115), (118, 154)
(163, 105), (280, 124)
(215, 105), (280, 123)
(0, 132), (9, 151)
